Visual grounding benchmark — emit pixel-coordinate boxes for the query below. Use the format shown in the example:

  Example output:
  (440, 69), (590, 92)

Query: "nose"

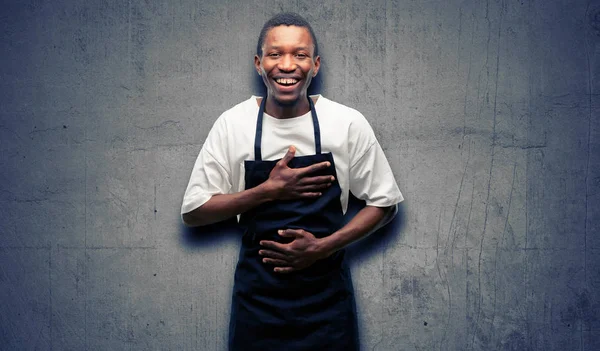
(278, 54), (296, 72)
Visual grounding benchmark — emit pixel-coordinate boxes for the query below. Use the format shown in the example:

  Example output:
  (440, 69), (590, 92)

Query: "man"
(181, 12), (403, 351)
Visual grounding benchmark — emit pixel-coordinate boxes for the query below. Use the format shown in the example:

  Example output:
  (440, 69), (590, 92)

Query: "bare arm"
(259, 205), (397, 273)
(319, 204), (396, 256)
(182, 146), (335, 227)
(182, 183), (273, 227)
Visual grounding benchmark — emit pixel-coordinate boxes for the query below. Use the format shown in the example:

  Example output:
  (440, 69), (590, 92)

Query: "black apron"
(228, 96), (359, 351)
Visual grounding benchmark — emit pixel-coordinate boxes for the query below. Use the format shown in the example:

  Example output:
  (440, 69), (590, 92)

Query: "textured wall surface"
(1, 0), (599, 350)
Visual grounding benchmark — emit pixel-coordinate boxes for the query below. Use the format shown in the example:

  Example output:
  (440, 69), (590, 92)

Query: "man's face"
(255, 25), (321, 107)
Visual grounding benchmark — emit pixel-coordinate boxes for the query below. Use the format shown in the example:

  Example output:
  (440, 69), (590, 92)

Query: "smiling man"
(181, 12), (403, 351)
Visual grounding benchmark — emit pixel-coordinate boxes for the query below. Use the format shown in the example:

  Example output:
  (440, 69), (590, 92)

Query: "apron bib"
(228, 96), (359, 351)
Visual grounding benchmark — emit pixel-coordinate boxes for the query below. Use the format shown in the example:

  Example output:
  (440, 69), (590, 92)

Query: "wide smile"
(273, 77), (301, 91)
(275, 77), (299, 85)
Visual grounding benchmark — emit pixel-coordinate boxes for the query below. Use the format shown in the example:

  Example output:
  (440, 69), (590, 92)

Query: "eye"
(268, 52), (281, 57)
(295, 53), (308, 59)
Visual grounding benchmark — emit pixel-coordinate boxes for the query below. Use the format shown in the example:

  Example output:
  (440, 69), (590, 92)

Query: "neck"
(265, 95), (311, 119)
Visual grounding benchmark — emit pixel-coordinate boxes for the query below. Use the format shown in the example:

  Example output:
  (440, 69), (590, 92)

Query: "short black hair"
(256, 12), (319, 58)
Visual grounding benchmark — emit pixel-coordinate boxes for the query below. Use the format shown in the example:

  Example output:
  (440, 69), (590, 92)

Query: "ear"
(254, 55), (262, 75)
(312, 55), (321, 77)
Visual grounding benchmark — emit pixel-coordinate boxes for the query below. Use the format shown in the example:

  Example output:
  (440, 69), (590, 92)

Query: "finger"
(297, 175), (335, 186)
(278, 229), (304, 238)
(297, 161), (330, 176)
(278, 146), (296, 167)
(259, 240), (288, 252)
(296, 183), (331, 192)
(274, 266), (295, 274)
(262, 258), (288, 266)
(296, 192), (322, 198)
(258, 249), (288, 260)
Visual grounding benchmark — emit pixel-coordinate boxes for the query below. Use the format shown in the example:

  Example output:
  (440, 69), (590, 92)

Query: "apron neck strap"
(254, 96), (321, 161)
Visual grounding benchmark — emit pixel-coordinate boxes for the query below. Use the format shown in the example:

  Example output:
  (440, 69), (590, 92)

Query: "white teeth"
(276, 78), (298, 85)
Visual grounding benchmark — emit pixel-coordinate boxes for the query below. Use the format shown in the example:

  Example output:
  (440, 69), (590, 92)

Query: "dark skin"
(259, 205), (392, 273)
(254, 25), (320, 118)
(183, 25), (395, 273)
(182, 145), (333, 226)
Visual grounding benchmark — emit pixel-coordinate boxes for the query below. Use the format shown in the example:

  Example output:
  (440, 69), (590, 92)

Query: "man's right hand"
(182, 146), (334, 227)
(262, 146), (334, 200)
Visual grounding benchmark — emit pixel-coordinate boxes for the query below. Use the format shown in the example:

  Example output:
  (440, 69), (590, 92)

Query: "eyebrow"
(265, 46), (312, 53)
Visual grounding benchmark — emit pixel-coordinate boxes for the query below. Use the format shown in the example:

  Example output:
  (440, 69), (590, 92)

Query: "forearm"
(182, 183), (274, 227)
(318, 205), (396, 257)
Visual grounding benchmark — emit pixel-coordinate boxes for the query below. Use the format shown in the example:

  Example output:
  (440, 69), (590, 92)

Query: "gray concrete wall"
(1, 0), (598, 350)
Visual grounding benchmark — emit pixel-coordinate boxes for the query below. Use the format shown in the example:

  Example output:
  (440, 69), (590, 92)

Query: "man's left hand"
(259, 229), (329, 274)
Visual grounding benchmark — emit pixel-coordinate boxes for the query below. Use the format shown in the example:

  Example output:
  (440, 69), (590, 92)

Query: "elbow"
(182, 206), (223, 227)
(380, 204), (398, 227)
(182, 212), (207, 227)
(387, 204), (398, 218)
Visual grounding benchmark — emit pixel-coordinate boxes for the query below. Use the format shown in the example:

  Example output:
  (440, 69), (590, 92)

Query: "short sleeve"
(181, 117), (232, 215)
(348, 115), (404, 207)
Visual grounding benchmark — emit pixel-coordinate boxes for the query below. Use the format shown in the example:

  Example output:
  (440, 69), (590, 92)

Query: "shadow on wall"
(180, 194), (406, 264)
(182, 64), (403, 258)
(344, 194), (406, 261)
(181, 217), (242, 247)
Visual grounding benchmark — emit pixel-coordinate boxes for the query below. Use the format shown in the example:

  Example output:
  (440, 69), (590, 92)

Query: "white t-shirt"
(181, 95), (403, 216)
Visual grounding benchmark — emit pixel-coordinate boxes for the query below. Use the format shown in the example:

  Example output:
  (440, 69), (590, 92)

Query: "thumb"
(280, 146), (296, 167)
(278, 229), (302, 238)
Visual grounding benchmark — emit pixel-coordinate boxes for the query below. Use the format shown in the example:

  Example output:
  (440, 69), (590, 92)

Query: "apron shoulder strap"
(254, 96), (322, 161)
(308, 97), (321, 155)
